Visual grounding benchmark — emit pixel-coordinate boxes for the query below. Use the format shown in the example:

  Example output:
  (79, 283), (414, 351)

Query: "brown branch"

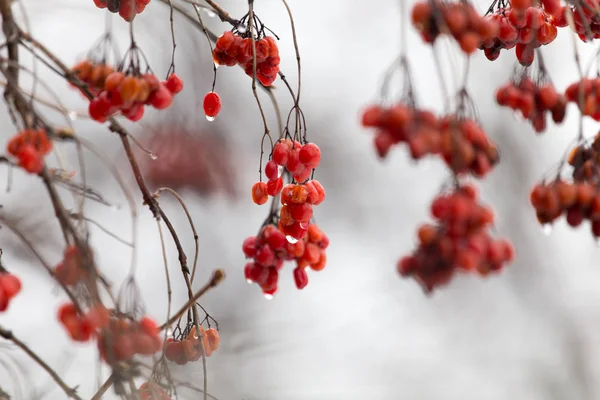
(0, 326), (83, 400)
(90, 374), (114, 400)
(200, 0), (238, 25)
(159, 269), (225, 331)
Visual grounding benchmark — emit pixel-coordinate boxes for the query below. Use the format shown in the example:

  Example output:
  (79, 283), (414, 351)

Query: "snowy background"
(1, 0), (600, 399)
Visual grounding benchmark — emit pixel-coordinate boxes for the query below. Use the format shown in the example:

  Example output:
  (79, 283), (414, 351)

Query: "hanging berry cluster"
(97, 314), (163, 363)
(555, 0), (600, 42)
(165, 325), (220, 365)
(88, 71), (182, 122)
(530, 134), (600, 236)
(243, 223), (328, 295)
(6, 128), (52, 174)
(0, 271), (21, 312)
(213, 30), (280, 87)
(137, 382), (170, 400)
(361, 104), (500, 177)
(412, 0), (499, 53)
(481, 2), (558, 66)
(399, 185), (515, 292)
(92, 0), (150, 22)
(565, 78), (600, 120)
(71, 59), (115, 97)
(58, 303), (107, 342)
(496, 75), (566, 132)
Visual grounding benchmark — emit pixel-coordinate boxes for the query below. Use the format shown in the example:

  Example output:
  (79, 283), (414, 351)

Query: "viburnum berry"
(412, 0), (500, 54)
(361, 103), (499, 177)
(242, 223), (329, 296)
(213, 31), (280, 86)
(164, 325), (219, 365)
(6, 128), (52, 174)
(166, 73), (184, 94)
(0, 272), (22, 312)
(270, 139), (322, 182)
(203, 91), (222, 120)
(399, 184), (514, 292)
(71, 59), (114, 97)
(93, 0), (150, 21)
(565, 78), (600, 120)
(97, 314), (162, 364)
(496, 76), (567, 132)
(87, 70), (177, 123)
(252, 181), (269, 205)
(480, 4), (558, 66)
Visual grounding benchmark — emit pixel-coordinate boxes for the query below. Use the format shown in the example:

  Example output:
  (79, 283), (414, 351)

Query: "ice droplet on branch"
(203, 8), (216, 18)
(263, 293), (274, 300)
(68, 111), (78, 121)
(206, 115), (215, 122)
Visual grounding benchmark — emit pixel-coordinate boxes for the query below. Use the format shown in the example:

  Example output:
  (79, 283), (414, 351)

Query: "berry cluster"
(279, 182), (326, 240)
(555, 2), (600, 42)
(55, 245), (90, 286)
(92, 0), (150, 21)
(482, 6), (558, 66)
(57, 303), (108, 342)
(569, 139), (600, 182)
(361, 105), (499, 177)
(411, 1), (499, 53)
(565, 78), (600, 120)
(137, 382), (170, 400)
(97, 315), (162, 363)
(398, 185), (515, 292)
(496, 77), (566, 132)
(252, 140), (323, 206)
(530, 180), (600, 235)
(71, 59), (115, 96)
(165, 325), (220, 365)
(0, 272), (22, 312)
(213, 31), (280, 87)
(88, 72), (183, 123)
(243, 223), (329, 296)
(6, 128), (52, 174)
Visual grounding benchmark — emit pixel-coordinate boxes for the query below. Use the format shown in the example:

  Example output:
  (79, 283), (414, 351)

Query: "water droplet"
(286, 235), (298, 244)
(542, 224), (553, 236)
(246, 279), (254, 284)
(263, 293), (274, 300)
(206, 115), (215, 122)
(203, 8), (216, 18)
(149, 153), (158, 160)
(68, 111), (78, 121)
(166, 328), (173, 336)
(237, 26), (247, 34)
(214, 62), (220, 69)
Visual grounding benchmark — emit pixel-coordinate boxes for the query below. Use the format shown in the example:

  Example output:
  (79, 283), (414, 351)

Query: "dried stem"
(0, 326), (83, 400)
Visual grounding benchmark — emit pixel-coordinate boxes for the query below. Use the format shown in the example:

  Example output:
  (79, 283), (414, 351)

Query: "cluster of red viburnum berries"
(482, 4), (558, 66)
(137, 382), (170, 400)
(496, 77), (566, 133)
(398, 185), (515, 292)
(213, 31), (280, 87)
(565, 78), (600, 120)
(71, 59), (114, 96)
(92, 0), (150, 21)
(361, 104), (499, 178)
(58, 303), (162, 363)
(6, 128), (52, 174)
(559, 0), (600, 41)
(0, 272), (21, 312)
(86, 69), (183, 123)
(530, 134), (600, 236)
(243, 223), (329, 296)
(411, 0), (498, 53)
(165, 325), (220, 365)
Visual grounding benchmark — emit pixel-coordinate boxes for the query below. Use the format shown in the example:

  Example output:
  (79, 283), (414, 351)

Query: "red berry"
(166, 73), (184, 94)
(203, 91), (222, 119)
(149, 84), (173, 109)
(242, 236), (258, 257)
(265, 160), (279, 180)
(293, 267), (309, 289)
(299, 143), (321, 169)
(272, 142), (290, 166)
(251, 181), (269, 205)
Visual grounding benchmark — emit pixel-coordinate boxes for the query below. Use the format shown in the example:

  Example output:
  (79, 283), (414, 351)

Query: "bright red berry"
(203, 91), (222, 119)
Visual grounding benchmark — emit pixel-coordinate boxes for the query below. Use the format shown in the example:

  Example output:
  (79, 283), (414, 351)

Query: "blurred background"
(2, 0), (600, 399)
